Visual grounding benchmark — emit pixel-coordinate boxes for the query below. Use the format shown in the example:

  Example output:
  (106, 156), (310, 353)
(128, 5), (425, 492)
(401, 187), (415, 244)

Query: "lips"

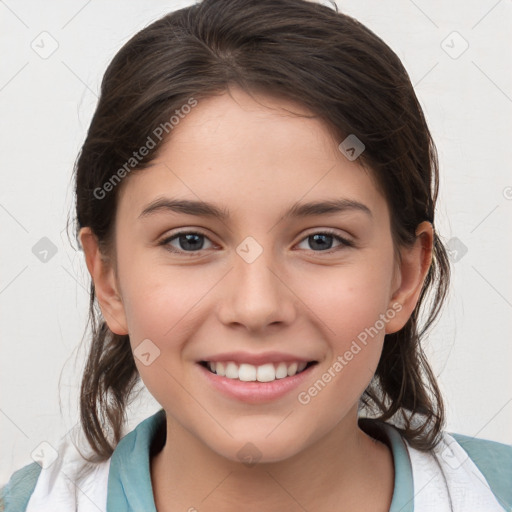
(197, 357), (318, 404)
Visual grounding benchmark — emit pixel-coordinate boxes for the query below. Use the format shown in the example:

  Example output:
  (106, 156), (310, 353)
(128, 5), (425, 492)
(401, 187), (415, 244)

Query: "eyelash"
(158, 229), (354, 256)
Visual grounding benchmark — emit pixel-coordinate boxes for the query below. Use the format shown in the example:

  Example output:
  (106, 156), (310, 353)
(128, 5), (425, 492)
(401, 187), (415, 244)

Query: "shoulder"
(1, 437), (111, 512)
(0, 411), (165, 512)
(372, 418), (512, 511)
(450, 432), (512, 509)
(0, 462), (41, 512)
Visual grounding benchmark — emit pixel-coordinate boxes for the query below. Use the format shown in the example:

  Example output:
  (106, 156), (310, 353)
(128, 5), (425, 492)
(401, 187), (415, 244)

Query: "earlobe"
(385, 221), (433, 334)
(78, 227), (129, 335)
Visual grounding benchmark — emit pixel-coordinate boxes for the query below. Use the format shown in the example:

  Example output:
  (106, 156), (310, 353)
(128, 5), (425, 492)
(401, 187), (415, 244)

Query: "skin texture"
(80, 87), (433, 511)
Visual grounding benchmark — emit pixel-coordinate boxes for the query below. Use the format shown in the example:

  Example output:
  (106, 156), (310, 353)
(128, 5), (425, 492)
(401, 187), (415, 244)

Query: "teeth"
(287, 362), (298, 376)
(225, 362), (239, 379)
(275, 362), (288, 379)
(216, 361), (226, 376)
(205, 360), (310, 382)
(297, 362), (307, 372)
(239, 363), (257, 382)
(257, 363), (276, 382)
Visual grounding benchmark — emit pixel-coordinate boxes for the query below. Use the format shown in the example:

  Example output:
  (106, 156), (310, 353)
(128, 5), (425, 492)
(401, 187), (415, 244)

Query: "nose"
(217, 244), (296, 333)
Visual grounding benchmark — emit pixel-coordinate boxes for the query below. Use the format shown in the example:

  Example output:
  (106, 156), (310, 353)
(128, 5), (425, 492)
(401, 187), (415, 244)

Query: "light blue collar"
(107, 409), (414, 511)
(359, 417), (415, 512)
(107, 409), (164, 512)
(385, 424), (415, 512)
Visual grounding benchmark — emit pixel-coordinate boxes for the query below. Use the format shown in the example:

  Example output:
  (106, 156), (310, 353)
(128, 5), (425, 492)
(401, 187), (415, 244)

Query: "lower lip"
(197, 363), (316, 404)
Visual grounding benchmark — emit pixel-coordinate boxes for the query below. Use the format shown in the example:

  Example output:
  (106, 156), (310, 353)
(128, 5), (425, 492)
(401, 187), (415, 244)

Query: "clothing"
(1, 409), (511, 511)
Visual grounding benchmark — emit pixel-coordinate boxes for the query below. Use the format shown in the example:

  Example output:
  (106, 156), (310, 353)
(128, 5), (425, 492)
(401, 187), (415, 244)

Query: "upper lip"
(198, 351), (317, 366)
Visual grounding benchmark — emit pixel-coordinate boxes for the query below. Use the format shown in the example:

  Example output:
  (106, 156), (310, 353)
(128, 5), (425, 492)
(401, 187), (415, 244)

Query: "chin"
(205, 431), (310, 466)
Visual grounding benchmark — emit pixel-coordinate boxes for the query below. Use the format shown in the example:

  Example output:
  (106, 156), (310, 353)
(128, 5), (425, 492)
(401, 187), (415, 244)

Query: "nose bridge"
(218, 235), (295, 330)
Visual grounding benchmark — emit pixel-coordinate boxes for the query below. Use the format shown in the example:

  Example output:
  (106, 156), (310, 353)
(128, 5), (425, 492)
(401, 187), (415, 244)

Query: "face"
(91, 87), (419, 463)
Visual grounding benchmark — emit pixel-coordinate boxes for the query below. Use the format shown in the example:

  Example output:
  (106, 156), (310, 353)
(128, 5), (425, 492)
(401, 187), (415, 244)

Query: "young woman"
(2, 0), (511, 510)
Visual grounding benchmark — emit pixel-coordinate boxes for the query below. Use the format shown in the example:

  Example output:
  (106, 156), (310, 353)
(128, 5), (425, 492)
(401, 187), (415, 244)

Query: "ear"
(385, 221), (433, 334)
(79, 227), (129, 335)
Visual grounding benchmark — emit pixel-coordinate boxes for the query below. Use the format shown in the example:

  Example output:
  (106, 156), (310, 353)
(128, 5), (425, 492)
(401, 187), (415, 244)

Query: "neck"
(150, 407), (394, 512)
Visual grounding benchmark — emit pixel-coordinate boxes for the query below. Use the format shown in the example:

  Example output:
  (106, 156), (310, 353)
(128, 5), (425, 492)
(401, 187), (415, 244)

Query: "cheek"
(299, 258), (395, 345)
(291, 257), (394, 415)
(118, 261), (219, 397)
(295, 290), (387, 431)
(122, 281), (178, 343)
(117, 242), (214, 342)
(121, 277), (197, 414)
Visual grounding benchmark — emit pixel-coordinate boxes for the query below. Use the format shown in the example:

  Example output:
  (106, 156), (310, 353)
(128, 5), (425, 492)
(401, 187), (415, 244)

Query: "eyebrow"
(138, 197), (372, 221)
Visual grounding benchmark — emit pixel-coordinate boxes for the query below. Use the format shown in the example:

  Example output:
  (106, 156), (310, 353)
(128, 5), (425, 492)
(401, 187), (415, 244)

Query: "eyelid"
(300, 227), (353, 242)
(158, 228), (217, 255)
(296, 228), (355, 251)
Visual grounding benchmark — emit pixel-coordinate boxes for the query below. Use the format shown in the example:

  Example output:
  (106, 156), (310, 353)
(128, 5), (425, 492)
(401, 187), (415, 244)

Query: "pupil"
(180, 234), (203, 251)
(310, 234), (332, 251)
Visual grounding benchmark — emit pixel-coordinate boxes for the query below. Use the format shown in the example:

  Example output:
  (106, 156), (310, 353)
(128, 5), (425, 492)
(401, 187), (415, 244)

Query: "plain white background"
(1, 0), (511, 485)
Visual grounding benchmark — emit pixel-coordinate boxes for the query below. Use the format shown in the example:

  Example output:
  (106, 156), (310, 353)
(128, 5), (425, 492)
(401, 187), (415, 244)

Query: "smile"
(199, 360), (317, 382)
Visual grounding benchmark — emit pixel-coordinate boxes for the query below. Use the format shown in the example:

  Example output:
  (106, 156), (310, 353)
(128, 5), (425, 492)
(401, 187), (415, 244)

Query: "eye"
(159, 228), (354, 256)
(296, 230), (354, 253)
(160, 231), (215, 254)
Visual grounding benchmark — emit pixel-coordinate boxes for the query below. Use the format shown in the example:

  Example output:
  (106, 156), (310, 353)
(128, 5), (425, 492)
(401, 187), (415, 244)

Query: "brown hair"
(74, 0), (450, 461)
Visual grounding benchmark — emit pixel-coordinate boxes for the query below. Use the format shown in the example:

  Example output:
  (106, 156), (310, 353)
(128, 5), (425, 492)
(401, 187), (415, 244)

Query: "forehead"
(116, 88), (388, 226)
